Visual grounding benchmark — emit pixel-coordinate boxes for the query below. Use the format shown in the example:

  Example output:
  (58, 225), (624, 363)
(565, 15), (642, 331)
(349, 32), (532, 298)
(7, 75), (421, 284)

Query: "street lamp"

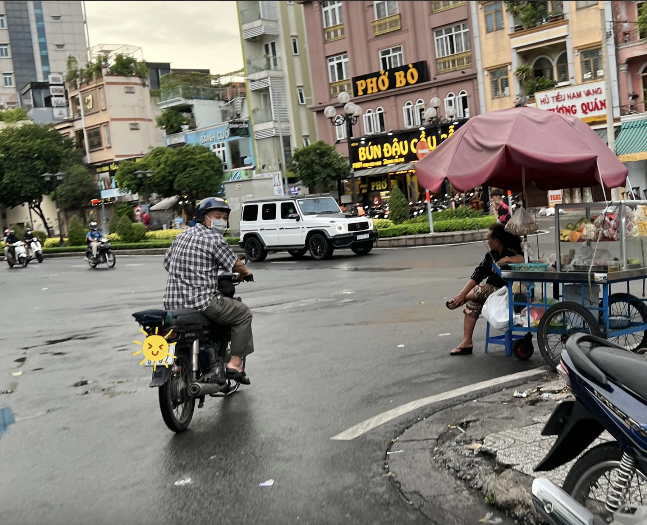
(423, 98), (456, 198)
(42, 171), (65, 246)
(134, 169), (154, 204)
(324, 91), (362, 204)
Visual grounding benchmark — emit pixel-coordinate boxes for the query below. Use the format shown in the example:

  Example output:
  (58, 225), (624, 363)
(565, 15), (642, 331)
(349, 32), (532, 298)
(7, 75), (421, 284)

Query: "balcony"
(240, 4), (279, 40)
(372, 13), (401, 37)
(324, 23), (345, 43)
(436, 50), (472, 74)
(160, 86), (226, 103)
(246, 55), (281, 74)
(252, 107), (273, 124)
(329, 79), (351, 98)
(430, 1), (466, 14)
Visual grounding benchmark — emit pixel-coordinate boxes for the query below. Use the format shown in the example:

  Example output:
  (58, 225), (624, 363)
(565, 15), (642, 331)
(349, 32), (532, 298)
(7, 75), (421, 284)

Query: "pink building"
(301, 1), (479, 203)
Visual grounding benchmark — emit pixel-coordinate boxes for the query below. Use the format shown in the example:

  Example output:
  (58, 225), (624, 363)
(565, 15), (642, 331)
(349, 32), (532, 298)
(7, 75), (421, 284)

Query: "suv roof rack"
(242, 194), (334, 204)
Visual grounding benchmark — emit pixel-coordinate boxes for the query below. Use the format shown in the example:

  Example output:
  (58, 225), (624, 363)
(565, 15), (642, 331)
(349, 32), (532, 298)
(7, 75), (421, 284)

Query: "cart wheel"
(513, 338), (534, 360)
(538, 301), (602, 370)
(600, 293), (647, 352)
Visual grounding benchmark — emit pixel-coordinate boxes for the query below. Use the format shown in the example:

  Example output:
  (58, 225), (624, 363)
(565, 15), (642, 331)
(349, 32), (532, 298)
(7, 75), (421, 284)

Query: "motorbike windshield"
(297, 197), (341, 215)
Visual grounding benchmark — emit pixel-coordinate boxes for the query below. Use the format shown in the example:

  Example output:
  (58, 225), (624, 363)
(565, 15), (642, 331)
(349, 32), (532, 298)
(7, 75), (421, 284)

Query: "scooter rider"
(85, 222), (103, 261)
(4, 229), (19, 260)
(163, 197), (255, 385)
(23, 228), (35, 257)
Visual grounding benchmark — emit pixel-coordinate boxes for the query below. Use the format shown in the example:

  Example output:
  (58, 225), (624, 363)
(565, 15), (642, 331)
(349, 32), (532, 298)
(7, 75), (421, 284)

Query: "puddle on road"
(0, 407), (15, 437)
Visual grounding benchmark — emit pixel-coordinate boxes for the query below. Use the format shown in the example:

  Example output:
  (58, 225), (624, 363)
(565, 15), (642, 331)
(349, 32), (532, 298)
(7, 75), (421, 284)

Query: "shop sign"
(229, 120), (250, 137)
(349, 122), (464, 170)
(49, 85), (65, 96)
(198, 127), (229, 145)
(535, 81), (607, 121)
(48, 73), (64, 85)
(51, 96), (66, 107)
(52, 107), (68, 119)
(352, 61), (429, 98)
(548, 190), (563, 207)
(82, 89), (99, 115)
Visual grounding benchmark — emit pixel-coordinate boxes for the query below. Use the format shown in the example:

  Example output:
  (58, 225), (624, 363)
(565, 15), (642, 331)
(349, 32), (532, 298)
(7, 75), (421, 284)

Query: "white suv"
(239, 195), (377, 261)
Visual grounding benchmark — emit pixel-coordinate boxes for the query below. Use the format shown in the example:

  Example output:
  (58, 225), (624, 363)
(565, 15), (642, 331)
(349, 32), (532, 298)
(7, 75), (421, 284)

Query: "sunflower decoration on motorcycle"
(133, 327), (176, 371)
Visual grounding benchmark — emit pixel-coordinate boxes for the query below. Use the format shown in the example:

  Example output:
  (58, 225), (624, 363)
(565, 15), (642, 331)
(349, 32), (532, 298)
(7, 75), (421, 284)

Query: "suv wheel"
(308, 233), (333, 260)
(244, 236), (267, 262)
(288, 249), (308, 259)
(351, 242), (373, 256)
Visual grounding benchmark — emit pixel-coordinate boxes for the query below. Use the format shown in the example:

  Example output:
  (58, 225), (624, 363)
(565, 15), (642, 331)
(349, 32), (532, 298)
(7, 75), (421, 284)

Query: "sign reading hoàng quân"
(352, 62), (429, 97)
(535, 81), (607, 121)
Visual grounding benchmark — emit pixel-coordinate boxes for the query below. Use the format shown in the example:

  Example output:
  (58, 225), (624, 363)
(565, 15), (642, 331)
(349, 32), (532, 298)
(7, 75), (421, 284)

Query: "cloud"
(84, 1), (243, 74)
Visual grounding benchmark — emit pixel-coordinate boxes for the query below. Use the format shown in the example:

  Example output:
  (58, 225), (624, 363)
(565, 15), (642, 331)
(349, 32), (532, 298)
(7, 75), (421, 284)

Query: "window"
(51, 15), (62, 21)
(581, 48), (603, 81)
(379, 46), (403, 70)
(0, 15), (6, 29)
(456, 90), (469, 118)
(263, 41), (279, 69)
(556, 52), (568, 83)
(363, 109), (375, 135)
(375, 1), (398, 19)
(435, 23), (471, 58)
(533, 57), (554, 80)
(124, 86), (135, 94)
(303, 136), (310, 147)
(262, 203), (277, 221)
(490, 67), (509, 98)
(485, 2), (504, 33)
(281, 202), (297, 219)
(98, 87), (106, 110)
(287, 1), (294, 4)
(55, 43), (64, 50)
(375, 107), (386, 133)
(0, 44), (8, 57)
(103, 124), (111, 148)
(431, 1), (466, 12)
(87, 127), (103, 150)
(213, 142), (227, 167)
(403, 101), (414, 128)
(243, 205), (258, 222)
(328, 53), (349, 83)
(297, 86), (306, 105)
(335, 123), (346, 141)
(3, 73), (12, 87)
(322, 1), (343, 28)
(576, 0), (597, 8)
(292, 37), (299, 55)
(415, 99), (425, 126)
(444, 92), (455, 119)
(129, 123), (140, 130)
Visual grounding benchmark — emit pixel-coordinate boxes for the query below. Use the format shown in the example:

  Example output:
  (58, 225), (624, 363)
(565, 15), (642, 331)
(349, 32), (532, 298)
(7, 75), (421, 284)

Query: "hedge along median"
(377, 216), (496, 238)
(39, 237), (240, 253)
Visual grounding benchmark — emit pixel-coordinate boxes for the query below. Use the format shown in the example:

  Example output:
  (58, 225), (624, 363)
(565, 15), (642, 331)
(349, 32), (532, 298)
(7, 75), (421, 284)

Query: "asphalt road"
(0, 238), (556, 525)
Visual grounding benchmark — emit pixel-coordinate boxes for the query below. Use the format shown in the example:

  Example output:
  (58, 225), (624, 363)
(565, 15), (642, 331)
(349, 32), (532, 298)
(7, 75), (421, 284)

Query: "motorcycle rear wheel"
(159, 352), (195, 432)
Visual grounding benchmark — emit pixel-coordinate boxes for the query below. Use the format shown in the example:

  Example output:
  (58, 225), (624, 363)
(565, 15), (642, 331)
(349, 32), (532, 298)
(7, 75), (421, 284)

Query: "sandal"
(450, 347), (473, 356)
(446, 299), (465, 310)
(226, 367), (251, 385)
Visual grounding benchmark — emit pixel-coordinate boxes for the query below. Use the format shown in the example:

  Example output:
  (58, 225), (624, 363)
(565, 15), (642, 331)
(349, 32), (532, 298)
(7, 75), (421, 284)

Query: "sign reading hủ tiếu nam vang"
(351, 62), (429, 97)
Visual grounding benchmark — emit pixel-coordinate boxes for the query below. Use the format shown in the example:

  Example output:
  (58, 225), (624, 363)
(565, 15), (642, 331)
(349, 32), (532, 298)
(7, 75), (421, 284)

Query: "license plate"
(144, 355), (175, 367)
(357, 234), (370, 240)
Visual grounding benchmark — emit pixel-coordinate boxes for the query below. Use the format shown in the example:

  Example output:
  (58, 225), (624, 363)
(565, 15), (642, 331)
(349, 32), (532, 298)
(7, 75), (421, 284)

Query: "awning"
(593, 124), (621, 146)
(354, 163), (415, 177)
(616, 118), (647, 162)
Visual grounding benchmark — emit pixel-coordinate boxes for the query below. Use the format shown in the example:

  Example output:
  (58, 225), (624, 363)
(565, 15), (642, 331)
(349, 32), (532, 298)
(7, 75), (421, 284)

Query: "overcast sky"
(84, 1), (244, 75)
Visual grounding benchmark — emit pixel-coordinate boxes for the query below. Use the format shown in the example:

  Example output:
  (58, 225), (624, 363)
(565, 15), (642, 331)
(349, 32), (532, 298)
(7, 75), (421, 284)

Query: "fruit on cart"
(560, 229), (572, 241)
(566, 223), (576, 231)
(628, 258), (641, 265)
(569, 231), (582, 242)
(581, 223), (597, 240)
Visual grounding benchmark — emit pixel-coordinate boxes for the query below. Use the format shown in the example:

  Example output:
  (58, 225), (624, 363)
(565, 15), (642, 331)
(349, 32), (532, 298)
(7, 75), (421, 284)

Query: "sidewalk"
(387, 373), (611, 524)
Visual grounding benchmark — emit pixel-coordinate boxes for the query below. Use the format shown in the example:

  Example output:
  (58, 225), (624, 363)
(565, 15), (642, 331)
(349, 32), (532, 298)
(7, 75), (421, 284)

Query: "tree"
(388, 186), (409, 225)
(116, 214), (135, 243)
(286, 141), (349, 191)
(67, 215), (87, 246)
(639, 3), (647, 42)
(156, 108), (191, 135)
(56, 165), (99, 211)
(0, 124), (83, 236)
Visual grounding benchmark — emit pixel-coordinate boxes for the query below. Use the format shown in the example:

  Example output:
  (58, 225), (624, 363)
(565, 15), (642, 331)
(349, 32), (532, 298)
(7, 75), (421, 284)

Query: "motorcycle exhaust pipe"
(187, 381), (225, 397)
(531, 479), (595, 525)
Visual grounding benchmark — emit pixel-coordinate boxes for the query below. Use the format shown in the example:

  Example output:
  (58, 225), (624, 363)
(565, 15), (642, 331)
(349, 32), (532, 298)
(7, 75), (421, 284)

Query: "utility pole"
(601, 6), (619, 201)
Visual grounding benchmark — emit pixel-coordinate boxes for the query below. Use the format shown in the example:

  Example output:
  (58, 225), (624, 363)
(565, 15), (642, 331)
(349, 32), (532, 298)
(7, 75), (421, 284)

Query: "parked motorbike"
(532, 478), (647, 525)
(535, 333), (647, 515)
(86, 238), (116, 268)
(5, 241), (28, 268)
(132, 270), (254, 433)
(27, 238), (43, 263)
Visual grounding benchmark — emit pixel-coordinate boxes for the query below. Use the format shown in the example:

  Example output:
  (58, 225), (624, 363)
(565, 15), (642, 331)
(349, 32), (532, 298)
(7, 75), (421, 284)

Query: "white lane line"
(125, 263), (145, 266)
(271, 261), (297, 264)
(438, 333), (451, 337)
(331, 367), (549, 441)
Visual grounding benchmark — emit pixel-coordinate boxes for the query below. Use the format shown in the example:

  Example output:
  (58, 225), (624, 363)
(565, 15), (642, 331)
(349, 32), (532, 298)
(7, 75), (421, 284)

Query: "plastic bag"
(505, 207), (538, 236)
(482, 287), (509, 331)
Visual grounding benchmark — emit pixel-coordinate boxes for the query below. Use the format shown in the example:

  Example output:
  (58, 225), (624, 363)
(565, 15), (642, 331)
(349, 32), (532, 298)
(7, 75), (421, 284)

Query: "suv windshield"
(297, 197), (341, 215)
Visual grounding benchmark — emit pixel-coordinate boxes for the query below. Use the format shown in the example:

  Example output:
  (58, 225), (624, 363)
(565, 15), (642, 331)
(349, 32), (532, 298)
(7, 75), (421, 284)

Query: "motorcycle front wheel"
(159, 352), (195, 432)
(105, 251), (116, 268)
(37, 253), (43, 263)
(20, 256), (27, 267)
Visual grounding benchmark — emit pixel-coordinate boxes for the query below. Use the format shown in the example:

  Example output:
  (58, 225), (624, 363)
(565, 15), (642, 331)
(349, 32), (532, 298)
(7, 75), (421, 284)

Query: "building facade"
(238, 0), (318, 181)
(301, 0), (479, 202)
(0, 1), (87, 110)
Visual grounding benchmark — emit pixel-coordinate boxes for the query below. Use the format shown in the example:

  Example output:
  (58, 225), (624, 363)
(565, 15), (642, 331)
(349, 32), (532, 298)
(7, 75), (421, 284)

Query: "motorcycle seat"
(169, 309), (211, 329)
(132, 309), (173, 327)
(588, 345), (647, 401)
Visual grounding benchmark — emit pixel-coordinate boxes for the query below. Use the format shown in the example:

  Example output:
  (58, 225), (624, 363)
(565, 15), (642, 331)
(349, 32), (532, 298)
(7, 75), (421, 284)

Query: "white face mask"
(208, 218), (228, 234)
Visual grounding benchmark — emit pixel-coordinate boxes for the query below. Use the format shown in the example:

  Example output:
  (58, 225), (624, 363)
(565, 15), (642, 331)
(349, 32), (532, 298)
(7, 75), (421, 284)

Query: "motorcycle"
(532, 478), (647, 525)
(132, 270), (253, 433)
(86, 237), (116, 268)
(535, 333), (647, 515)
(26, 238), (43, 263)
(5, 241), (28, 268)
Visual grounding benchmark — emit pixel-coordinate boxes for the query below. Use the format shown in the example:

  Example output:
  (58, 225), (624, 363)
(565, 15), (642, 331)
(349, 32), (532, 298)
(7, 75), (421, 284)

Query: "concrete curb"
(376, 229), (489, 248)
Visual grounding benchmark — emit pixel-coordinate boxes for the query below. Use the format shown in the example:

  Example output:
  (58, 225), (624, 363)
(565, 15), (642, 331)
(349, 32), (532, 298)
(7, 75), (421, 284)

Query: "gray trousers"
(203, 295), (254, 359)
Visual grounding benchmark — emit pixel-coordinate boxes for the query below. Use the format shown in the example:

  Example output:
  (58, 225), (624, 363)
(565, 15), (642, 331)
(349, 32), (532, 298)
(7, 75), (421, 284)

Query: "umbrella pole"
(522, 166), (527, 208)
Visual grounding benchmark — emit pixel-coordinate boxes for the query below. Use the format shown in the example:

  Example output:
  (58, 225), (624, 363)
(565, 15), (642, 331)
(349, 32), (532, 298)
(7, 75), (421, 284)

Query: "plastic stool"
(485, 322), (522, 356)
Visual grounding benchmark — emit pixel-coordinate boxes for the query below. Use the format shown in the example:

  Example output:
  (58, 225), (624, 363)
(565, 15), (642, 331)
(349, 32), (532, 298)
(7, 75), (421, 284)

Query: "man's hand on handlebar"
(243, 272), (254, 282)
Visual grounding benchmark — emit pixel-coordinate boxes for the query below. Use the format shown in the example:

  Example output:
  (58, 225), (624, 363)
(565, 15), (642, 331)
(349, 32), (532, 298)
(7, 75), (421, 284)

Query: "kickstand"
(198, 395), (205, 409)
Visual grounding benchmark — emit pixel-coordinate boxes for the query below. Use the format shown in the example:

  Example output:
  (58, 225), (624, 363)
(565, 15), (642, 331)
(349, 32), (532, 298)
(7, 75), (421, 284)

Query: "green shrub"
(108, 233), (121, 242)
(114, 203), (134, 222)
(388, 187), (409, 225)
(145, 229), (184, 240)
(9, 224), (25, 239)
(131, 223), (147, 243)
(116, 215), (135, 243)
(44, 237), (67, 248)
(406, 207), (486, 223)
(372, 219), (394, 229)
(226, 237), (240, 246)
(32, 230), (47, 244)
(67, 216), (88, 246)
(377, 216), (495, 238)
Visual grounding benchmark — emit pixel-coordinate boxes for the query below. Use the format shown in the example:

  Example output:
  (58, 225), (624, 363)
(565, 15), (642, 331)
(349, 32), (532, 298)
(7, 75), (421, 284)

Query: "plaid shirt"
(163, 224), (238, 311)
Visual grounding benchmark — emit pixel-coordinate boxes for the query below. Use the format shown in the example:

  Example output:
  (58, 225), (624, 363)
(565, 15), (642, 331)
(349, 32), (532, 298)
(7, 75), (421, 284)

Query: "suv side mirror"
(288, 213), (300, 221)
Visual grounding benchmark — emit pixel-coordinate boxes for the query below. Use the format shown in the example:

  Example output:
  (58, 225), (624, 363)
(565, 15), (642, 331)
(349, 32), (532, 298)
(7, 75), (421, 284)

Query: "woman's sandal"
(446, 299), (465, 310)
(450, 347), (473, 356)
(226, 368), (251, 385)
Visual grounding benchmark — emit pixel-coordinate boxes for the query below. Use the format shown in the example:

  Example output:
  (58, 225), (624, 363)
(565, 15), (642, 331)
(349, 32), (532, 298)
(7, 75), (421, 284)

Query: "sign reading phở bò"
(352, 62), (429, 97)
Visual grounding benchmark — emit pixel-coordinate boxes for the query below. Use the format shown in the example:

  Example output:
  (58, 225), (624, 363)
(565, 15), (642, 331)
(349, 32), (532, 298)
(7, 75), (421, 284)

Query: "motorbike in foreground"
(535, 333), (647, 515)
(5, 241), (28, 268)
(132, 271), (253, 432)
(87, 238), (116, 268)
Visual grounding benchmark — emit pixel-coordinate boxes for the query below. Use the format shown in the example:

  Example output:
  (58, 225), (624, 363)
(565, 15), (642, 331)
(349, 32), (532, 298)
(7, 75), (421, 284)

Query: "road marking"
(125, 263), (145, 266)
(271, 261), (297, 264)
(439, 333), (451, 336)
(71, 264), (86, 268)
(330, 367), (549, 441)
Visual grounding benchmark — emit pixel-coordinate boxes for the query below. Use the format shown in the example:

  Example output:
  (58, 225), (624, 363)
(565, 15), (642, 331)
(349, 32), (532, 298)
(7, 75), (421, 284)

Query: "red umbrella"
(415, 106), (628, 194)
